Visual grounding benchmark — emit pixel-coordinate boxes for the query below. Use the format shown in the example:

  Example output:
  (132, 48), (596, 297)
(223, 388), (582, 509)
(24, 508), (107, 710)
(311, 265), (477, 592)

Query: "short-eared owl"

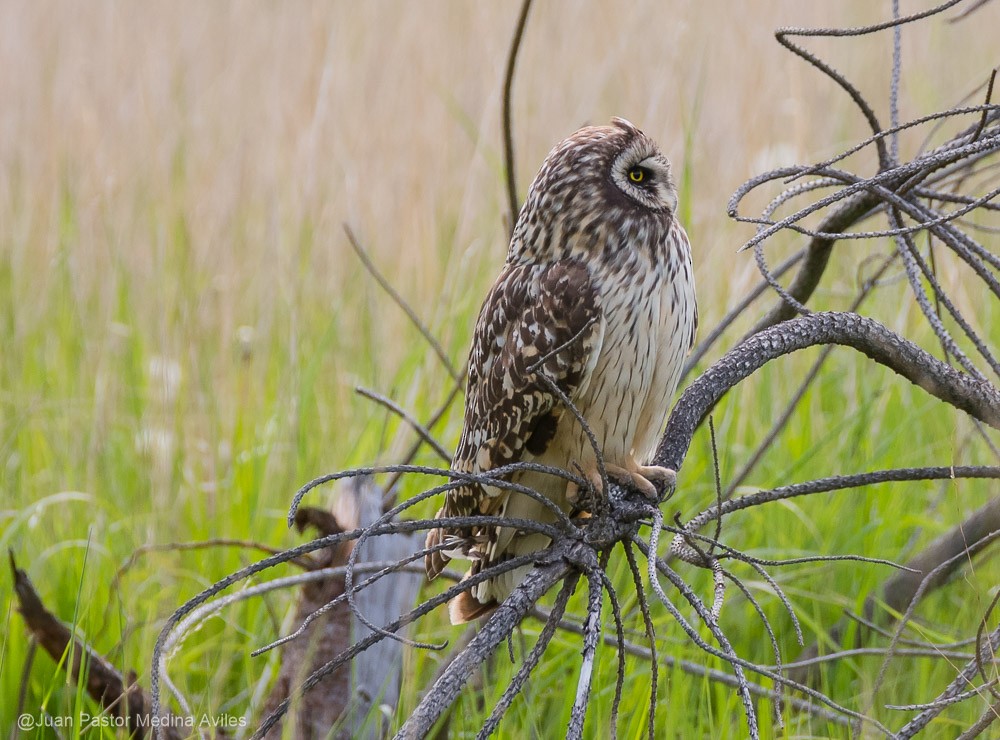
(425, 118), (697, 623)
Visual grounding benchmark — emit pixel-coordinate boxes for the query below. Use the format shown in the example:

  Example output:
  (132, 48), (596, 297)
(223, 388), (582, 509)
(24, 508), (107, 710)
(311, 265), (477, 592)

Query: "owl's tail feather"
(427, 489), (555, 623)
(425, 505), (475, 579)
(424, 522), (448, 580)
(449, 555), (505, 624)
(449, 589), (498, 624)
(426, 524), (501, 623)
(425, 528), (499, 623)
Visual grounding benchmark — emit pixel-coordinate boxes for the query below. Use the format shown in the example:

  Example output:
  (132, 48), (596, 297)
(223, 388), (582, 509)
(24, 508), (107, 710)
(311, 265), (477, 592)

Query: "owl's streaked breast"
(541, 220), (695, 472)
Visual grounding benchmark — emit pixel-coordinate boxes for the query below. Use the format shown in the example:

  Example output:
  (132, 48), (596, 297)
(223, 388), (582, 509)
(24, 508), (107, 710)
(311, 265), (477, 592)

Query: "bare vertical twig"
(502, 0), (533, 234)
(566, 571), (603, 740)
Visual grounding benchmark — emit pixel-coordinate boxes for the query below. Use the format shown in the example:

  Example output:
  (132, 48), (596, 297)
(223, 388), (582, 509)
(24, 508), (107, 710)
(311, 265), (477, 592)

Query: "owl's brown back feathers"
(424, 259), (601, 582)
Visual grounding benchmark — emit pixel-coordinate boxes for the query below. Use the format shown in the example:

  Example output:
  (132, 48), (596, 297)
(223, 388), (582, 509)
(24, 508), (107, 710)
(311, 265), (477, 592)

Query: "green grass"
(3, 2), (1000, 737)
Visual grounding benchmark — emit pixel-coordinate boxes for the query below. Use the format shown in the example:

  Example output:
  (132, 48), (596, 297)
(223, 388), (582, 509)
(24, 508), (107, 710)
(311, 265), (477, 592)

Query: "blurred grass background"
(1, 1), (998, 737)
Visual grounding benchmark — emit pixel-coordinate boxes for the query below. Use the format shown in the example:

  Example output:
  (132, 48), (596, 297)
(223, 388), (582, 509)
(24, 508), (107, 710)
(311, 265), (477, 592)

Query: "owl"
(425, 118), (697, 624)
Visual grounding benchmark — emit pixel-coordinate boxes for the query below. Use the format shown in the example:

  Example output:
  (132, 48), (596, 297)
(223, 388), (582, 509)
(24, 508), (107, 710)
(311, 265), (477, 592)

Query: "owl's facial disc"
(611, 143), (678, 215)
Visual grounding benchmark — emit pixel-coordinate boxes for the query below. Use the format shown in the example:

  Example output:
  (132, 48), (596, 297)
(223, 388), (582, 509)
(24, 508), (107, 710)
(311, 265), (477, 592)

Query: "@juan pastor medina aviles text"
(17, 712), (246, 731)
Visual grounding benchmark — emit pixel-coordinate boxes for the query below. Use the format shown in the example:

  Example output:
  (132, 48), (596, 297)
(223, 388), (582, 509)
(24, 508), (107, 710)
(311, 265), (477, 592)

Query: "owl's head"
(604, 117), (678, 215)
(510, 117), (679, 263)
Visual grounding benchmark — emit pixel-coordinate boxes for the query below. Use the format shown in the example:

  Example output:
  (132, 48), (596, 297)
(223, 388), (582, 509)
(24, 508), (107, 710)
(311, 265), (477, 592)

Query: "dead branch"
(344, 224), (460, 382)
(721, 251), (897, 496)
(955, 699), (1000, 740)
(384, 371), (466, 507)
(9, 551), (185, 740)
(949, 0), (998, 23)
(895, 623), (1000, 738)
(656, 311), (1000, 475)
(880, 496), (1000, 629)
(478, 578), (577, 738)
(355, 386), (452, 464)
(262, 477), (422, 739)
(537, 602), (854, 727)
(395, 552), (575, 739)
(746, 191), (879, 332)
(260, 501), (353, 739)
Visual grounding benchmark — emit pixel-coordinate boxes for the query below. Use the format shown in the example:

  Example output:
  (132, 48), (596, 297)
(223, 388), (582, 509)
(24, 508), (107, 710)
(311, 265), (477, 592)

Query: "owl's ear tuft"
(611, 117), (640, 134)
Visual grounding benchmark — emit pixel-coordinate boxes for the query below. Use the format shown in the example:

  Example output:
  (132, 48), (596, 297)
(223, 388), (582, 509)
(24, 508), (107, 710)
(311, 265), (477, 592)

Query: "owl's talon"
(641, 465), (677, 501)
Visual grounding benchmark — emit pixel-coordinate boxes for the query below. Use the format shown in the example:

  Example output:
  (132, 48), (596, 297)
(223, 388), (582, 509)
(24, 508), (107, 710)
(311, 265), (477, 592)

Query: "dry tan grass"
(4, 2), (994, 308)
(2, 0), (996, 483)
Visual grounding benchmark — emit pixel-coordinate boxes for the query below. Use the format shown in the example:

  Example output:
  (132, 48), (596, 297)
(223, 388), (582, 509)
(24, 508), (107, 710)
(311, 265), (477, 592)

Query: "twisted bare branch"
(657, 311), (1000, 473)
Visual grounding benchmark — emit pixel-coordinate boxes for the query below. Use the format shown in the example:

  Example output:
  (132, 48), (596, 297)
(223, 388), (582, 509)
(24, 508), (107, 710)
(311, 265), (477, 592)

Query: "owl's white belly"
(547, 250), (695, 479)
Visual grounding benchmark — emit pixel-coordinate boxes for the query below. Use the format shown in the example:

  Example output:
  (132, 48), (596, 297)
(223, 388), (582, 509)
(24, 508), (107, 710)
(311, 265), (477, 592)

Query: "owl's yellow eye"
(628, 167), (646, 183)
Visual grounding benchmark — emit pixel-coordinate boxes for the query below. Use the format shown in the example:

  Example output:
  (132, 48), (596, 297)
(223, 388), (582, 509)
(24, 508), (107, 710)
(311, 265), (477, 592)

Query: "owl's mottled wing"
(424, 259), (601, 578)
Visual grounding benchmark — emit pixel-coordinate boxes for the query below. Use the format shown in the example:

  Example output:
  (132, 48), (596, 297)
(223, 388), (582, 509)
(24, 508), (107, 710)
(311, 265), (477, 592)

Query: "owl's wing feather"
(425, 259), (601, 579)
